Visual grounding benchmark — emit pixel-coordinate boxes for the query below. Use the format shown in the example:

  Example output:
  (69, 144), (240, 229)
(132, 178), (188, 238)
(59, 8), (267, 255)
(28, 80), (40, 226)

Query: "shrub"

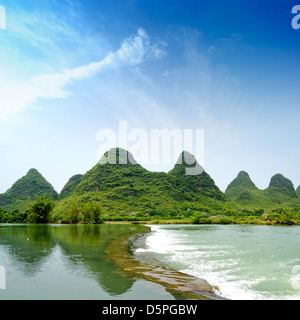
(80, 202), (103, 224)
(216, 217), (236, 224)
(275, 215), (295, 225)
(27, 197), (55, 223)
(68, 203), (79, 224)
(8, 209), (28, 223)
(191, 214), (212, 224)
(0, 208), (9, 223)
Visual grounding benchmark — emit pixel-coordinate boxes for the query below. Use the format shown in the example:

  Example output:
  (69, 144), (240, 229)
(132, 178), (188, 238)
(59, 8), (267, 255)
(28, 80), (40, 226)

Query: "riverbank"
(105, 224), (226, 300)
(104, 214), (300, 226)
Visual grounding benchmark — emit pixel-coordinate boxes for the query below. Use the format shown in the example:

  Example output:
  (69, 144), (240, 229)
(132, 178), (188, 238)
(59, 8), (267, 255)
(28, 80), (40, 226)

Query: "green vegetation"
(0, 168), (58, 212)
(296, 185), (300, 198)
(68, 202), (80, 224)
(80, 201), (103, 224)
(0, 197), (103, 224)
(27, 197), (55, 223)
(225, 171), (300, 209)
(53, 149), (229, 222)
(188, 206), (300, 226)
(1, 148), (300, 226)
(0, 197), (55, 224)
(59, 174), (83, 200)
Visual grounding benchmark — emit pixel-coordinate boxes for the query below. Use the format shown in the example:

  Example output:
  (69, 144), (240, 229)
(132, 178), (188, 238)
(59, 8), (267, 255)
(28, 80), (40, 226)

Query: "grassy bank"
(2, 196), (300, 226)
(100, 204), (300, 226)
(103, 212), (300, 226)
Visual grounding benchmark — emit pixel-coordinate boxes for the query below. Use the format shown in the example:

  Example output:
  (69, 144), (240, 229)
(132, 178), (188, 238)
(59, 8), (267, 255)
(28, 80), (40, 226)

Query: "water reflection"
(0, 225), (54, 276)
(0, 224), (142, 297)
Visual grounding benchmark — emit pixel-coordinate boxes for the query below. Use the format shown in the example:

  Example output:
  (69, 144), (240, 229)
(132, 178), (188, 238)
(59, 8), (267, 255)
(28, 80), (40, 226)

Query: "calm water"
(140, 225), (300, 300)
(0, 224), (173, 300)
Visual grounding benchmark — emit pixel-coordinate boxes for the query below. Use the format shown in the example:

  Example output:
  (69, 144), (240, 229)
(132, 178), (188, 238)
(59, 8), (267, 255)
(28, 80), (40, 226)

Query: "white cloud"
(0, 28), (166, 118)
(116, 28), (166, 65)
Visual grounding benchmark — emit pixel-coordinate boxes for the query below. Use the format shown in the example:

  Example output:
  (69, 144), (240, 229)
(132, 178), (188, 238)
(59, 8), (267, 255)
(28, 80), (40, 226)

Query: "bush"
(191, 214), (212, 224)
(8, 209), (28, 223)
(0, 208), (9, 223)
(80, 202), (103, 224)
(27, 197), (55, 223)
(216, 217), (236, 224)
(68, 203), (79, 224)
(222, 206), (238, 216)
(254, 209), (264, 216)
(275, 215), (295, 225)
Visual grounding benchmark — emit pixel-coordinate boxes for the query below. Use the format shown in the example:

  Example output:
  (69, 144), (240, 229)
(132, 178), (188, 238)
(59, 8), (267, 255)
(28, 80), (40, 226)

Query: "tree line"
(0, 197), (103, 224)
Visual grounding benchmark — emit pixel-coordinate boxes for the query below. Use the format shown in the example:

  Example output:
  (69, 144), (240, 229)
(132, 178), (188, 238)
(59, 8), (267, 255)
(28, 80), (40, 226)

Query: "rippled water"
(139, 225), (300, 300)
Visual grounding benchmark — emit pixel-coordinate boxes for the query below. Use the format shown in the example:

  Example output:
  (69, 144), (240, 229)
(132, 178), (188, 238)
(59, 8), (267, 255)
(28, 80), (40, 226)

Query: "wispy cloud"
(0, 28), (166, 118)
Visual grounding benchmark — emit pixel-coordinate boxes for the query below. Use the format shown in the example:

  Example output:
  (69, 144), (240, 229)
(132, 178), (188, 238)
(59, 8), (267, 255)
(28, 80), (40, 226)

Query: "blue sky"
(0, 0), (300, 193)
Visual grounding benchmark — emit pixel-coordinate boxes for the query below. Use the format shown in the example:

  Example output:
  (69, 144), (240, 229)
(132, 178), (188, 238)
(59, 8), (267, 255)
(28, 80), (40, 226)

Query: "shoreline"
(106, 224), (227, 300)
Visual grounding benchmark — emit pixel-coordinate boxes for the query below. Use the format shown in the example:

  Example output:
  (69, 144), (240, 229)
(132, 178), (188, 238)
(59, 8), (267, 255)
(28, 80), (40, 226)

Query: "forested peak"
(98, 148), (138, 165)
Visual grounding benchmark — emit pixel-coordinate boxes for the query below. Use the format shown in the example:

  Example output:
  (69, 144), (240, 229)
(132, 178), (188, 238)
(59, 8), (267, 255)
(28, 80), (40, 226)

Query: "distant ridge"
(225, 171), (257, 194)
(266, 174), (297, 198)
(0, 168), (58, 211)
(225, 171), (299, 208)
(59, 174), (83, 200)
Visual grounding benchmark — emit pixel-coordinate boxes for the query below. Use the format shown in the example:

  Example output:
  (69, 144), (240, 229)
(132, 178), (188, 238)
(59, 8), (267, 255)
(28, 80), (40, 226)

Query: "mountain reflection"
(0, 224), (139, 296)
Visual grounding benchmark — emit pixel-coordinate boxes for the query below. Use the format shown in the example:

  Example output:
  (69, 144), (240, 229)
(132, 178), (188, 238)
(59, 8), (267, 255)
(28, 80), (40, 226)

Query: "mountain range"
(1, 148), (299, 217)
(225, 171), (299, 208)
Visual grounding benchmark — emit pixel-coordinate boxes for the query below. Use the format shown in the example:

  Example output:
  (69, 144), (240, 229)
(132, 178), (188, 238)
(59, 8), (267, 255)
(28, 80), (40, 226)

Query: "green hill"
(0, 168), (58, 212)
(266, 174), (297, 199)
(168, 151), (227, 201)
(4, 148), (298, 222)
(225, 171), (258, 198)
(225, 171), (299, 209)
(296, 185), (300, 198)
(225, 171), (264, 207)
(54, 148), (230, 219)
(59, 174), (83, 199)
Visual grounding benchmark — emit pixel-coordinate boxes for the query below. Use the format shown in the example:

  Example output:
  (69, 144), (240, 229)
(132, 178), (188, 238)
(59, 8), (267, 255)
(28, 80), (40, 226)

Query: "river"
(1, 223), (299, 300)
(139, 224), (300, 300)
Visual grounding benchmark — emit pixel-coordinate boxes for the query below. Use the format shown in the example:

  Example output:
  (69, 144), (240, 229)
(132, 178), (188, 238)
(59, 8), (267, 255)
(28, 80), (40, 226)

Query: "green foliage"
(0, 208), (9, 223)
(3, 148), (300, 226)
(68, 202), (80, 224)
(53, 149), (229, 220)
(216, 216), (236, 224)
(59, 175), (83, 200)
(254, 209), (264, 216)
(268, 174), (297, 198)
(191, 213), (212, 224)
(80, 201), (103, 224)
(296, 185), (300, 198)
(0, 168), (58, 212)
(226, 171), (300, 209)
(225, 171), (258, 195)
(275, 215), (295, 225)
(7, 209), (29, 223)
(27, 197), (55, 223)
